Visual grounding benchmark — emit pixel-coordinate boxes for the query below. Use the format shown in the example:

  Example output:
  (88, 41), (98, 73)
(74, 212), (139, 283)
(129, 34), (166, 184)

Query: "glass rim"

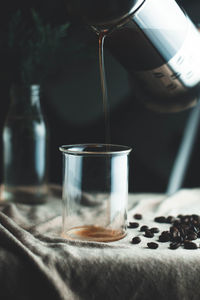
(59, 143), (132, 156)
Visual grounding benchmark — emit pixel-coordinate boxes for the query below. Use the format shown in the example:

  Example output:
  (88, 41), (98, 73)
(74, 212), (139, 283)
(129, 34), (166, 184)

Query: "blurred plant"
(0, 9), (70, 85)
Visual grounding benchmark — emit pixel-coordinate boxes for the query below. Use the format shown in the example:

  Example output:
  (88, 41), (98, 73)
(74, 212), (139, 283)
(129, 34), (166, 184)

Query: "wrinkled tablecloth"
(1, 185), (200, 300)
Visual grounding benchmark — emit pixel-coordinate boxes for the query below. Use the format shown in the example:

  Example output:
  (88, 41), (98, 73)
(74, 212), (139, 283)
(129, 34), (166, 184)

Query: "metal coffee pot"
(66, 0), (200, 112)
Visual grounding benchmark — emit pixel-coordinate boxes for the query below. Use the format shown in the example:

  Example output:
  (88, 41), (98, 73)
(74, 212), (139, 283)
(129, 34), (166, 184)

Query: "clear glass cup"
(59, 144), (132, 242)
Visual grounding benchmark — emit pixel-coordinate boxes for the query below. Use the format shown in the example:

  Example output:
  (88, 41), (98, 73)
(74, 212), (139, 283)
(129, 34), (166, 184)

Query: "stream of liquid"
(98, 31), (111, 146)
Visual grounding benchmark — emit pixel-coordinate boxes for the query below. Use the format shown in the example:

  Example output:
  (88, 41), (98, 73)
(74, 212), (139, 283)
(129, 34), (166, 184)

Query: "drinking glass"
(59, 144), (132, 242)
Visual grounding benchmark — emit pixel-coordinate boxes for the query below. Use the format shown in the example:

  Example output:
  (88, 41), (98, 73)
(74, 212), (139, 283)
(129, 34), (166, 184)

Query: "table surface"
(0, 185), (200, 300)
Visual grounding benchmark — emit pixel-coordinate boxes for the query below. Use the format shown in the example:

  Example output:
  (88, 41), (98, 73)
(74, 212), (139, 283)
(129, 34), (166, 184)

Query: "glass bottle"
(1, 84), (49, 204)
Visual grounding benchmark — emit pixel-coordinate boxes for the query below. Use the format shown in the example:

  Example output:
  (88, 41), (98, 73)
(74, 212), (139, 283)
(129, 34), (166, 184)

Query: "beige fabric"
(0, 185), (200, 300)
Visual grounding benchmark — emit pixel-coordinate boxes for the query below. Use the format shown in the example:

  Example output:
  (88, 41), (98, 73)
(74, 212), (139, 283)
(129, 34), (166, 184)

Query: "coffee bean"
(184, 241), (197, 249)
(193, 226), (199, 234)
(182, 217), (190, 224)
(179, 227), (186, 238)
(154, 216), (166, 223)
(166, 216), (175, 224)
(128, 222), (139, 229)
(131, 237), (141, 244)
(147, 242), (159, 249)
(171, 230), (178, 240)
(134, 213), (142, 220)
(150, 227), (160, 233)
(159, 231), (171, 242)
(192, 214), (199, 219)
(159, 236), (169, 242)
(192, 214), (200, 223)
(169, 242), (181, 250)
(172, 235), (183, 243)
(173, 220), (181, 227)
(162, 231), (170, 235)
(144, 230), (154, 238)
(140, 225), (149, 232)
(187, 229), (195, 235)
(187, 233), (197, 241)
(170, 226), (178, 234)
(177, 214), (183, 219)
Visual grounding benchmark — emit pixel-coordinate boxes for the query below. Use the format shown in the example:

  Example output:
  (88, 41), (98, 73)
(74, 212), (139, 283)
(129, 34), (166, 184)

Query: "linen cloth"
(0, 185), (200, 300)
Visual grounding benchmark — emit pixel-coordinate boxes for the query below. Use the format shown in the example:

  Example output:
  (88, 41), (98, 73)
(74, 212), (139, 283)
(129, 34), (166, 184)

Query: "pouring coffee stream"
(98, 31), (111, 146)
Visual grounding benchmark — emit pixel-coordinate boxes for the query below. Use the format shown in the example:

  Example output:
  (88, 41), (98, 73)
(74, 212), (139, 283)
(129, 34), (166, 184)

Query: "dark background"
(1, 0), (200, 193)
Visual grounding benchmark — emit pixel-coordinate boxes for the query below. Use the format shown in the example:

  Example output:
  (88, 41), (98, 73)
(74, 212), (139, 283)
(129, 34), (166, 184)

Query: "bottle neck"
(9, 84), (42, 116)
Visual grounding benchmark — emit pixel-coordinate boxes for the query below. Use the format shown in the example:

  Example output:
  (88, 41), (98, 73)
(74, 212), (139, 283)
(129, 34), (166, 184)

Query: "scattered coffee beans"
(131, 237), (141, 244)
(159, 231), (171, 242)
(166, 216), (175, 224)
(184, 241), (198, 249)
(134, 213), (142, 220)
(140, 225), (149, 232)
(128, 222), (139, 229)
(144, 230), (154, 238)
(150, 227), (159, 233)
(130, 213), (200, 250)
(169, 242), (181, 250)
(154, 216), (166, 223)
(187, 233), (197, 240)
(147, 242), (159, 249)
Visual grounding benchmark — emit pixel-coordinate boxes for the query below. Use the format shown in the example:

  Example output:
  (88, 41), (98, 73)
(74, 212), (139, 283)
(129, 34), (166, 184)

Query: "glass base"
(62, 225), (126, 242)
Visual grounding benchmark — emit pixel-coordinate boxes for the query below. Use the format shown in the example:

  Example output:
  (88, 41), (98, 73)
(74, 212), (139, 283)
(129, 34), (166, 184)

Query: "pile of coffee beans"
(130, 213), (200, 250)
